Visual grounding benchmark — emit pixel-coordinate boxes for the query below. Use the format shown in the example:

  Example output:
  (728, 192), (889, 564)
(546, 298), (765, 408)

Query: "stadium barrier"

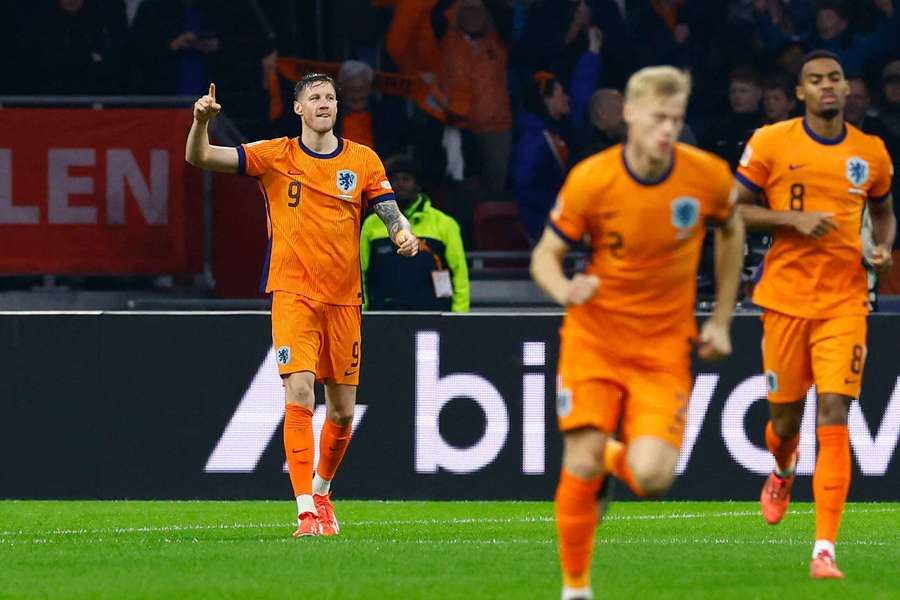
(2, 312), (898, 501)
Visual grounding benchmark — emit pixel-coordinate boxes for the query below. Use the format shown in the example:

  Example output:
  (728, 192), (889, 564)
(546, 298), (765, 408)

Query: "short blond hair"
(625, 66), (692, 104)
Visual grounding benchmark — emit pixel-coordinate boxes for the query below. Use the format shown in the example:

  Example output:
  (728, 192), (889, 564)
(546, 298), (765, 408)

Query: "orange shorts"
(556, 334), (691, 449)
(271, 291), (362, 385)
(761, 310), (867, 403)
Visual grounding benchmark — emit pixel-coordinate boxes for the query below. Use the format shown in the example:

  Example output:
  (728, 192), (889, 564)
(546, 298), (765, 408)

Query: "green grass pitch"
(2, 500), (898, 599)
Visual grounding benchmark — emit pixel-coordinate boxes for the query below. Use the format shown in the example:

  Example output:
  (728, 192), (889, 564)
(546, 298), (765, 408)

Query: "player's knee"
(629, 460), (675, 498)
(817, 395), (851, 426)
(284, 376), (315, 408)
(327, 407), (354, 426)
(772, 417), (801, 439)
(770, 401), (804, 438)
(563, 449), (604, 481)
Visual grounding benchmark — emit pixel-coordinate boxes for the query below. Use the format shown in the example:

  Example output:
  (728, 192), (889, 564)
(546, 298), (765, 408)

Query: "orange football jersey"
(550, 143), (734, 367)
(736, 118), (892, 318)
(238, 137), (394, 305)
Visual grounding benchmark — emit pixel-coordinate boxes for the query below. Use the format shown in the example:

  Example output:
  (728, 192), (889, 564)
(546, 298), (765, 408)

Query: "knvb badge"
(336, 170), (358, 194)
(847, 157), (869, 187)
(671, 196), (700, 240)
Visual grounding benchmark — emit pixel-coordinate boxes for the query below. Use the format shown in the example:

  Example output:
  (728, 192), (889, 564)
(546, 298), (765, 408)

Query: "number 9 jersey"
(238, 136), (395, 306)
(735, 117), (893, 318)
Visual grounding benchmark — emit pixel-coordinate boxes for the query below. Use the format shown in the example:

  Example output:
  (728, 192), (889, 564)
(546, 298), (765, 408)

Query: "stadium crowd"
(4, 0), (900, 299)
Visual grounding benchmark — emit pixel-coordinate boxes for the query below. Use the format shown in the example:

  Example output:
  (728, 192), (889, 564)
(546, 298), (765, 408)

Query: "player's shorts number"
(850, 344), (864, 375)
(350, 341), (360, 368)
(789, 183), (804, 211)
(287, 181), (301, 207)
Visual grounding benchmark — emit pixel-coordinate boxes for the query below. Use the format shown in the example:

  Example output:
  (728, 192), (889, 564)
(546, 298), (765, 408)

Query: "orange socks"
(765, 421), (800, 475)
(555, 468), (603, 588)
(603, 439), (645, 497)
(813, 425), (851, 543)
(284, 404), (314, 497)
(317, 419), (353, 481)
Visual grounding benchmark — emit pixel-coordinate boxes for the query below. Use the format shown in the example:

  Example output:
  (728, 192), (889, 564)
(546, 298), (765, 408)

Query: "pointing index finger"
(209, 83), (216, 100)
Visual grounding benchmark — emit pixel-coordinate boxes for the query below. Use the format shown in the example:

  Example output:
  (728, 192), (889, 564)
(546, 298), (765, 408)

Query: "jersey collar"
(802, 118), (846, 146)
(621, 146), (675, 186)
(298, 136), (344, 159)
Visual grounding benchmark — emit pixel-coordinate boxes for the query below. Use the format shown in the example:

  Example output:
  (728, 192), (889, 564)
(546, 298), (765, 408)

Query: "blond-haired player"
(532, 66), (745, 600)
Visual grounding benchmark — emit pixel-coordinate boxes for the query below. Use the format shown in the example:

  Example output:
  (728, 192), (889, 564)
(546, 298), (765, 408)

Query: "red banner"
(0, 109), (202, 274)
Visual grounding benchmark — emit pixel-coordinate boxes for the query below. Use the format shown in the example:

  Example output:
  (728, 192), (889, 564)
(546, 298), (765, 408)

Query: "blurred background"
(1, 0), (900, 311)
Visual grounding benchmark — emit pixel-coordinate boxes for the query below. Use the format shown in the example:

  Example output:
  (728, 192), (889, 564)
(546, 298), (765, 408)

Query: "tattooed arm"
(373, 200), (418, 256)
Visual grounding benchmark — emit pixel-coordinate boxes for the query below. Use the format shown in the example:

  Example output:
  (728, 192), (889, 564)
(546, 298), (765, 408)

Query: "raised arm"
(530, 228), (598, 306)
(734, 180), (838, 239)
(185, 83), (240, 173)
(868, 194), (896, 273)
(373, 200), (418, 256)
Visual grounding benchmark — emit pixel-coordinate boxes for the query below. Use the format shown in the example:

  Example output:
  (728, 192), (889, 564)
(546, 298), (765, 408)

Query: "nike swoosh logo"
(344, 369), (358, 377)
(844, 378), (858, 384)
(788, 164), (807, 170)
(291, 448), (307, 454)
(824, 485), (842, 491)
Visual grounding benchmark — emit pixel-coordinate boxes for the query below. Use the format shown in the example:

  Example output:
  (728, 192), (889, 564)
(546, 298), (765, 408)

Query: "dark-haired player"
(186, 76), (418, 537)
(735, 50), (895, 578)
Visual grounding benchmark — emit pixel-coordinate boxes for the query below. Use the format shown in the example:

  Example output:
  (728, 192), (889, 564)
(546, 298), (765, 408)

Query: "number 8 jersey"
(736, 118), (893, 318)
(238, 136), (395, 305)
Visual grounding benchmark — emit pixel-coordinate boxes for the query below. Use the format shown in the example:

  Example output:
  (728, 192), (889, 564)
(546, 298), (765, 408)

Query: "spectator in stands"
(130, 0), (275, 95)
(878, 60), (900, 247)
(28, 0), (129, 94)
(880, 59), (900, 142)
(384, 0), (457, 121)
(131, 0), (222, 94)
(572, 88), (625, 162)
(761, 72), (797, 123)
(626, 0), (700, 70)
(513, 0), (628, 87)
(846, 76), (888, 136)
(334, 60), (409, 159)
(773, 37), (810, 76)
(441, 0), (513, 193)
(755, 0), (899, 77)
(361, 155), (470, 312)
(512, 27), (601, 242)
(703, 66), (764, 168)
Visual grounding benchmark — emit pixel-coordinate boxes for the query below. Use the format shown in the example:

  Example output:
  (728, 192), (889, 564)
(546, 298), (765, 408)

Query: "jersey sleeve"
(548, 169), (590, 245)
(734, 127), (771, 193)
(364, 152), (395, 209)
(869, 136), (894, 203)
(707, 159), (737, 224)
(237, 138), (286, 177)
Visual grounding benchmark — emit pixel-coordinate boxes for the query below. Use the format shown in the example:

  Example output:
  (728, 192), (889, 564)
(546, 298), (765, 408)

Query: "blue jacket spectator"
(511, 34), (600, 243)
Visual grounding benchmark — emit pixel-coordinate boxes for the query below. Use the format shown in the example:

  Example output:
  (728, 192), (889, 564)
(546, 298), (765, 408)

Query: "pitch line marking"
(0, 507), (898, 539)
